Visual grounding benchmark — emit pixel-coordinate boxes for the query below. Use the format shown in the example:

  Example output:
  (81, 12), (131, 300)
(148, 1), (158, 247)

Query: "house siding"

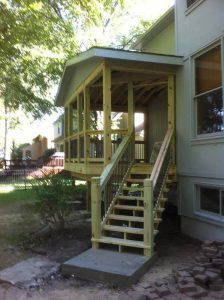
(65, 58), (102, 106)
(175, 0), (224, 240)
(142, 22), (175, 55)
(147, 89), (168, 155)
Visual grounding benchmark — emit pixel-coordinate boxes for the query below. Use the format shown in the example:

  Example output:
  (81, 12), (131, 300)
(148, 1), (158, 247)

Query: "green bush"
(33, 171), (75, 229)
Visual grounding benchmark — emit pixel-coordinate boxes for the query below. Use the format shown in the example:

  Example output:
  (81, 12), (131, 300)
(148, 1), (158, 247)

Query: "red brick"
(185, 286), (207, 298)
(155, 285), (171, 297)
(192, 266), (205, 275)
(178, 282), (197, 293)
(194, 274), (208, 284)
(205, 271), (219, 282)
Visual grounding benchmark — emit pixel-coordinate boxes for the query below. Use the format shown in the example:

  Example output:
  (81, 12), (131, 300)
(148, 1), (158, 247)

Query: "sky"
(6, 0), (174, 155)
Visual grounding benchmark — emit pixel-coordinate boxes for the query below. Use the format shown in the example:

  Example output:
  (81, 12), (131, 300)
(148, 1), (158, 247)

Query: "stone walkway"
(130, 240), (224, 300)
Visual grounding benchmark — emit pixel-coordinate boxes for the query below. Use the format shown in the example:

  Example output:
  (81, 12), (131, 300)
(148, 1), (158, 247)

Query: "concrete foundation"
(62, 248), (156, 286)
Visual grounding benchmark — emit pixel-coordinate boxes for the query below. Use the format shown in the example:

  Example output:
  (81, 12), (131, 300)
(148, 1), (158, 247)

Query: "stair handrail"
(150, 127), (174, 188)
(91, 132), (135, 248)
(143, 127), (174, 256)
(100, 132), (134, 192)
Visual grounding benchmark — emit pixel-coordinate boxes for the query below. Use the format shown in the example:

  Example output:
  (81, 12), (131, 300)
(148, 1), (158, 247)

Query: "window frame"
(186, 0), (198, 8)
(196, 184), (224, 220)
(185, 0), (205, 15)
(193, 42), (224, 138)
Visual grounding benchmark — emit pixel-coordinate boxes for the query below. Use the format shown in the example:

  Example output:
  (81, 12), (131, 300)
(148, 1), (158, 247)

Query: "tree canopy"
(0, 0), (125, 118)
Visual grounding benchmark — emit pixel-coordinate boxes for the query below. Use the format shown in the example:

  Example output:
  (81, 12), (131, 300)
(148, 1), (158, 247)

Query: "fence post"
(24, 163), (27, 190)
(144, 178), (154, 256)
(91, 177), (101, 249)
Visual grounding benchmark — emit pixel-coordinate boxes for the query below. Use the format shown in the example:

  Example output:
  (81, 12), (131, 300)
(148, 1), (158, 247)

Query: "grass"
(0, 187), (37, 206)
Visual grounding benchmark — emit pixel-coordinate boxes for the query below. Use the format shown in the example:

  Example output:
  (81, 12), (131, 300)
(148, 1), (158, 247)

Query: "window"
(198, 186), (224, 217)
(187, 0), (198, 8)
(194, 45), (224, 135)
(25, 150), (31, 159)
(57, 123), (61, 135)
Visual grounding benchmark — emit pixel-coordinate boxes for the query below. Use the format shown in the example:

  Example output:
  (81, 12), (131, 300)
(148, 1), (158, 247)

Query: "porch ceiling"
(90, 70), (169, 112)
(55, 47), (183, 108)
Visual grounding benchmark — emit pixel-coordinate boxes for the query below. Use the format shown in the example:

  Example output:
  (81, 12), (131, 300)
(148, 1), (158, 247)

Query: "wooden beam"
(107, 59), (177, 75)
(103, 63), (112, 166)
(133, 81), (167, 88)
(84, 87), (90, 165)
(128, 82), (134, 133)
(168, 75), (175, 163)
(168, 75), (175, 129)
(66, 106), (71, 161)
(91, 73), (162, 87)
(86, 180), (91, 212)
(144, 178), (154, 257)
(144, 110), (149, 162)
(91, 177), (101, 249)
(135, 87), (150, 103)
(90, 104), (146, 113)
(77, 94), (80, 162)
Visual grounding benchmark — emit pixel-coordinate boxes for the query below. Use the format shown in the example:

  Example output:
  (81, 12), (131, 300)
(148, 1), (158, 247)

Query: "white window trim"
(194, 184), (224, 222)
(185, 0), (206, 16)
(191, 41), (224, 139)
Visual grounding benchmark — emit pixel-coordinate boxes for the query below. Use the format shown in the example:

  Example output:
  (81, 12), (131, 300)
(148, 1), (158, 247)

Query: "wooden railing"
(135, 140), (145, 162)
(91, 133), (135, 247)
(143, 127), (174, 256)
(66, 129), (128, 163)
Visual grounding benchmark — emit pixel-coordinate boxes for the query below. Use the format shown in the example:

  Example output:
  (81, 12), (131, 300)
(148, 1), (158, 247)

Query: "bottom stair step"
(62, 248), (157, 286)
(104, 225), (159, 237)
(92, 236), (150, 249)
(104, 225), (144, 235)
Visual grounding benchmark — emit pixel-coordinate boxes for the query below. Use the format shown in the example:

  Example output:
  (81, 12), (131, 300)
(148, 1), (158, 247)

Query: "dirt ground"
(0, 199), (223, 300)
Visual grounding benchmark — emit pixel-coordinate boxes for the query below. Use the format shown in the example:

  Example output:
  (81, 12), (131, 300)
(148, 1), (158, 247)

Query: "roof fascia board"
(66, 47), (183, 69)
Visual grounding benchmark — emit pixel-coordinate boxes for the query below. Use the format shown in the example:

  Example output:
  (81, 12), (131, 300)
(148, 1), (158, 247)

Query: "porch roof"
(55, 47), (183, 107)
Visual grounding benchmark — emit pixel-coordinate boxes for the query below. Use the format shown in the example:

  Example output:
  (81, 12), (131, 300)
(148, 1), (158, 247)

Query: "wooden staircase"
(91, 127), (175, 257)
(92, 163), (176, 255)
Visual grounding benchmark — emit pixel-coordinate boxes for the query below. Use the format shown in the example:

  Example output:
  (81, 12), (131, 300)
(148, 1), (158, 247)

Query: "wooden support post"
(143, 178), (154, 256)
(168, 75), (175, 164)
(144, 111), (149, 163)
(91, 177), (101, 249)
(77, 94), (80, 162)
(84, 87), (90, 165)
(86, 180), (91, 212)
(67, 105), (71, 161)
(103, 63), (112, 167)
(128, 82), (134, 133)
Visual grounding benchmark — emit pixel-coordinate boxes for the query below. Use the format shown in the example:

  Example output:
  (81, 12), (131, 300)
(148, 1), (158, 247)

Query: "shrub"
(33, 170), (75, 230)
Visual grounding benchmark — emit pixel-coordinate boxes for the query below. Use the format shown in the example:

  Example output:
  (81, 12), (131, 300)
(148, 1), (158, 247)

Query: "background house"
(21, 135), (48, 160)
(53, 114), (64, 153)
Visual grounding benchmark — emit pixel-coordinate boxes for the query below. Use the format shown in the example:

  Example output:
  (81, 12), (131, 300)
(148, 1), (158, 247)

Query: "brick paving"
(133, 240), (224, 300)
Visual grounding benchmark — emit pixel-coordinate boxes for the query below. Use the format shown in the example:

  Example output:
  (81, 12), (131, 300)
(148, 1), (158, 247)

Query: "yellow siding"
(142, 22), (175, 55)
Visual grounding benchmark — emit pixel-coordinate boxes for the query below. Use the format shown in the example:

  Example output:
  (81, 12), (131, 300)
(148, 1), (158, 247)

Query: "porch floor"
(62, 248), (156, 286)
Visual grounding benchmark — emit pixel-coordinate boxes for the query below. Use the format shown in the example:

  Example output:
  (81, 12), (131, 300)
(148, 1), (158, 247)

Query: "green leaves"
(0, 0), (124, 118)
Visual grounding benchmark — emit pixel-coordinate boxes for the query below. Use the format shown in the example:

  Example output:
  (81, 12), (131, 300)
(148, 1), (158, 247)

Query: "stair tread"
(154, 217), (162, 223)
(156, 207), (165, 212)
(122, 187), (144, 191)
(103, 225), (159, 236)
(126, 178), (145, 183)
(114, 205), (144, 211)
(108, 214), (144, 222)
(118, 195), (144, 201)
(93, 236), (149, 248)
(159, 197), (168, 202)
(103, 225), (144, 234)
